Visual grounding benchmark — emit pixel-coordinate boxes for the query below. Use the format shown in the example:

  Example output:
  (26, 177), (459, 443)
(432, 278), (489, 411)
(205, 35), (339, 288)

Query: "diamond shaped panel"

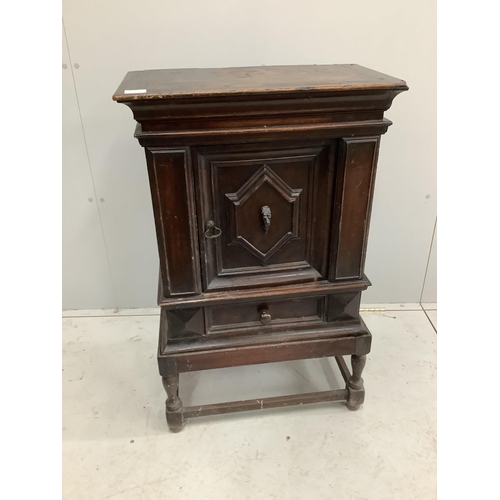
(226, 165), (302, 264)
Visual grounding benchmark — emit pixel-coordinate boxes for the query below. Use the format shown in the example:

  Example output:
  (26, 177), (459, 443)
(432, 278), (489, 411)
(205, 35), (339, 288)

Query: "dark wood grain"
(165, 308), (205, 340)
(160, 335), (361, 373)
(161, 316), (370, 355)
(135, 120), (394, 148)
(114, 64), (407, 430)
(113, 64), (407, 101)
(158, 274), (371, 309)
(145, 149), (201, 296)
(326, 292), (361, 321)
(346, 354), (367, 411)
(335, 356), (351, 383)
(162, 373), (185, 432)
(331, 137), (380, 280)
(183, 389), (349, 418)
(194, 143), (334, 291)
(205, 295), (325, 335)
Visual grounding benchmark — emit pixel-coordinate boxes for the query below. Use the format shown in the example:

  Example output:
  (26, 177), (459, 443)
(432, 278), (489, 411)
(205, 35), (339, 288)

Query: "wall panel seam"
(63, 18), (118, 308)
(419, 217), (437, 304)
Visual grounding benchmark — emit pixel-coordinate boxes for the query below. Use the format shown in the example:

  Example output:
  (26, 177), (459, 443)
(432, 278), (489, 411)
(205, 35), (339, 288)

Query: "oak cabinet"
(113, 64), (407, 431)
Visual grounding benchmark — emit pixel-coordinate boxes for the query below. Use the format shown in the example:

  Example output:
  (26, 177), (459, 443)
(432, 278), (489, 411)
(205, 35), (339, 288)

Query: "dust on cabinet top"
(112, 64), (408, 102)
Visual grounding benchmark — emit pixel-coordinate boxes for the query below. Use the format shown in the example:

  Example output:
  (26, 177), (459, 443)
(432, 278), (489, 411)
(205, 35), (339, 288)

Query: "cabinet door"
(193, 142), (336, 291)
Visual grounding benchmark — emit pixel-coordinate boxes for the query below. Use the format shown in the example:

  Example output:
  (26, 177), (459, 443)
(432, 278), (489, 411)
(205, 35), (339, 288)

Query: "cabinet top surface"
(113, 64), (407, 102)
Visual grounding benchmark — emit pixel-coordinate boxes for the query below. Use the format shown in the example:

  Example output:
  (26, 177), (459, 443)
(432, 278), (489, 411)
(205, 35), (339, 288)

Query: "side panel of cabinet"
(145, 148), (201, 296)
(331, 137), (380, 280)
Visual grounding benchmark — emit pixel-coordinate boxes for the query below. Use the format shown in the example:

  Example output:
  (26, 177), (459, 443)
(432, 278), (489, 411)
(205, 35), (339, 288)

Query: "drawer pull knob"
(260, 309), (272, 325)
(204, 220), (222, 239)
(260, 206), (271, 233)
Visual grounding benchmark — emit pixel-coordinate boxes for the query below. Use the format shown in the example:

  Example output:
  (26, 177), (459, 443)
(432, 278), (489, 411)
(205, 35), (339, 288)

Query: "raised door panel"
(145, 148), (201, 297)
(331, 137), (380, 280)
(194, 143), (336, 291)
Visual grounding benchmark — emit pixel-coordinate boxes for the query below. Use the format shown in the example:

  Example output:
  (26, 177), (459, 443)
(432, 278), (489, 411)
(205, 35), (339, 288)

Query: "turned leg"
(346, 354), (366, 411)
(162, 373), (185, 432)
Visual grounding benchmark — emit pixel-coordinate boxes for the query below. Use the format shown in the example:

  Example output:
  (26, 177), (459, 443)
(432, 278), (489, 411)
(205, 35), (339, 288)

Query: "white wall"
(421, 220), (437, 304)
(62, 25), (116, 309)
(62, 0), (436, 309)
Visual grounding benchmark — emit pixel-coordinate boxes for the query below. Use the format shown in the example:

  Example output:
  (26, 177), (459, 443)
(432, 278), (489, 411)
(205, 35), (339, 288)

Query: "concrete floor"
(62, 307), (436, 500)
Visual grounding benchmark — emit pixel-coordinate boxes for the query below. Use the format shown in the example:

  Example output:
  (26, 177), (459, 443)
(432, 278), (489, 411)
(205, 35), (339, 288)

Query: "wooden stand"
(159, 310), (370, 431)
(113, 64), (407, 431)
(163, 354), (364, 432)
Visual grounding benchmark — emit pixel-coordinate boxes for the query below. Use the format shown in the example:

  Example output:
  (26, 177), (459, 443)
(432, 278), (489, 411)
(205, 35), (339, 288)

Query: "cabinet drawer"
(205, 296), (326, 335)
